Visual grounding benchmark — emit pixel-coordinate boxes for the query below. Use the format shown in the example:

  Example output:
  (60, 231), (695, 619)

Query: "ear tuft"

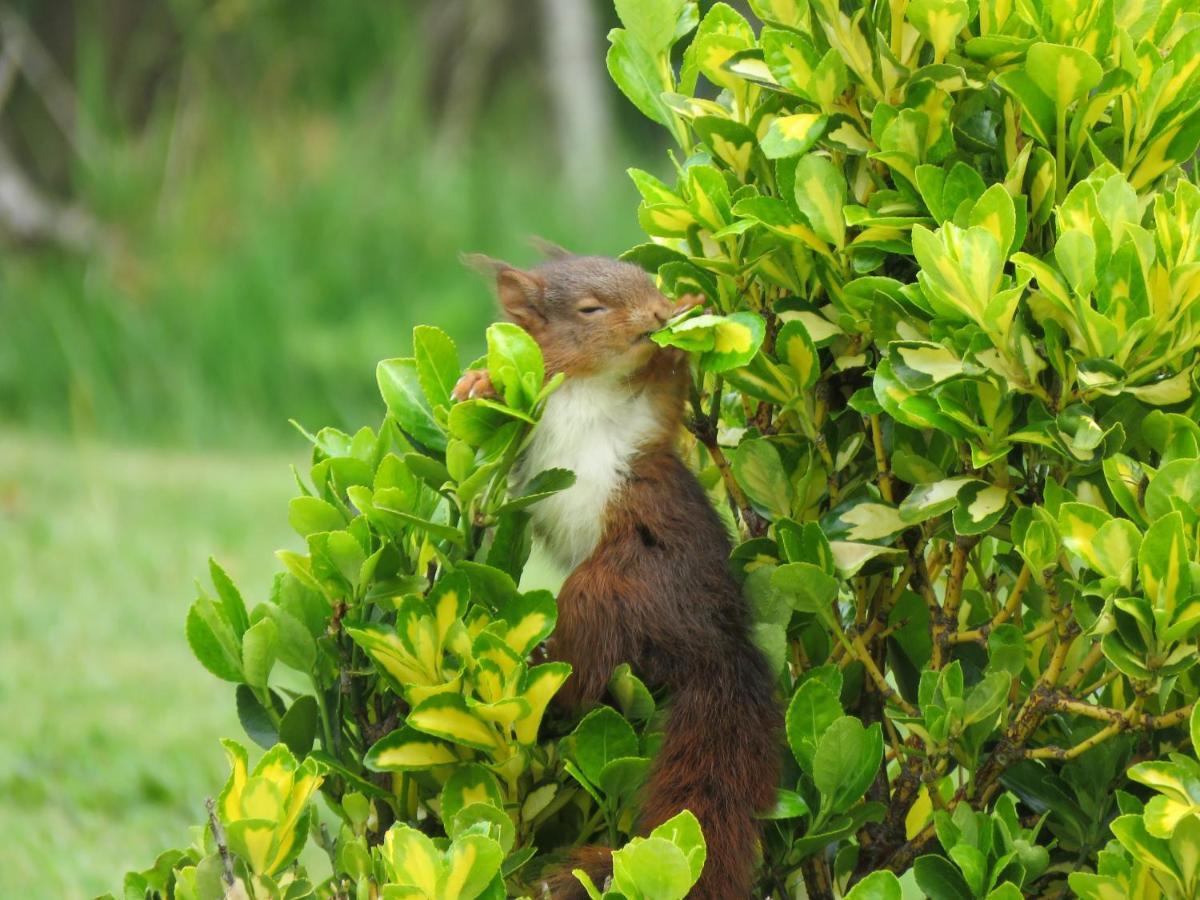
(527, 236), (573, 260)
(459, 252), (508, 276)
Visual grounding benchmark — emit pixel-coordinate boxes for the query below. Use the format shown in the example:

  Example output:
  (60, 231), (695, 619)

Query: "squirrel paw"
(452, 368), (496, 401)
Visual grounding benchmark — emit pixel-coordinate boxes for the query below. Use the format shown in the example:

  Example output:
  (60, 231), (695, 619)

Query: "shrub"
(112, 0), (1200, 897)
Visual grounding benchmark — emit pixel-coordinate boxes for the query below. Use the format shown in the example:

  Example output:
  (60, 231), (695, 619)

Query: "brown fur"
(455, 252), (781, 898)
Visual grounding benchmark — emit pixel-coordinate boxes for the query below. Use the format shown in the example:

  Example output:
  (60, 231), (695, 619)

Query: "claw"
(452, 369), (496, 402)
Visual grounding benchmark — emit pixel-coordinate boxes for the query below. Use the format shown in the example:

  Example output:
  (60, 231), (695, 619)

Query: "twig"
(205, 797), (237, 886)
(868, 414), (894, 503)
(840, 629), (917, 716)
(1022, 619), (1056, 643)
(928, 537), (976, 667)
(1051, 696), (1195, 731)
(1061, 642), (1105, 693)
(687, 384), (767, 537)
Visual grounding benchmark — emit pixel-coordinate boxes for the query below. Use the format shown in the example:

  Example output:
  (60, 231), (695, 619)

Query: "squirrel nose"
(653, 300), (671, 325)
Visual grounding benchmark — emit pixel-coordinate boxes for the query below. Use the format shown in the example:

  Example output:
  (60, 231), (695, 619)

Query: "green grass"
(0, 431), (302, 897)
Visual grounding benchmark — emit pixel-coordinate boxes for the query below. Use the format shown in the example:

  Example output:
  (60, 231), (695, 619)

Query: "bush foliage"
(113, 0), (1200, 897)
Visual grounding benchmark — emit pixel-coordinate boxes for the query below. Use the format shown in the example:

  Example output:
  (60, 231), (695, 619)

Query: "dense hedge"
(113, 1), (1200, 898)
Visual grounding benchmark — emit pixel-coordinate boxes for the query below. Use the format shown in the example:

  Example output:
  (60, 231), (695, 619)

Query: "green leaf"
(441, 763), (505, 822)
(828, 501), (909, 543)
(496, 589), (558, 657)
(608, 28), (674, 130)
(242, 617), (278, 689)
(899, 477), (974, 524)
(413, 325), (460, 413)
(907, 0), (968, 62)
(612, 837), (696, 900)
(378, 358), (446, 451)
(772, 562), (839, 614)
(844, 870), (903, 900)
(208, 559), (250, 640)
(968, 184), (1018, 257)
(786, 677), (843, 772)
(749, 0), (807, 29)
(1055, 229), (1097, 296)
(1026, 43), (1103, 116)
(952, 483), (1008, 536)
(1145, 459), (1200, 526)
(442, 833), (505, 900)
(186, 595), (245, 683)
(793, 154), (846, 248)
(732, 438), (793, 519)
(777, 320), (820, 390)
(913, 854), (973, 900)
(888, 341), (966, 390)
(288, 496), (345, 538)
(598, 756), (651, 806)
(987, 624), (1025, 676)
(829, 541), (906, 576)
(813, 716), (884, 815)
(911, 222), (1004, 326)
(1101, 632), (1151, 680)
(614, 0), (687, 55)
(762, 787), (811, 819)
(610, 663), (656, 722)
(486, 322), (544, 411)
(761, 113), (828, 159)
(407, 694), (501, 753)
(500, 468), (576, 512)
(570, 706), (639, 784)
(649, 810), (707, 884)
(1192, 702), (1200, 757)
(995, 71), (1054, 146)
(235, 684), (279, 750)
(365, 726), (459, 771)
(652, 312), (766, 372)
(962, 671), (1010, 725)
(278, 695), (318, 757)
(1110, 814), (1182, 885)
(448, 401), (530, 448)
(1139, 511), (1191, 622)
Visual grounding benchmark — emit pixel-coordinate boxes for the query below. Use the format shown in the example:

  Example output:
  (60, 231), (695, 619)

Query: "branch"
(205, 797), (237, 886)
(1061, 642), (1105, 693)
(1050, 695), (1195, 731)
(844, 629), (917, 716)
(688, 385), (767, 537)
(972, 590), (1079, 799)
(868, 413), (894, 503)
(929, 536), (977, 667)
(948, 563), (1032, 645)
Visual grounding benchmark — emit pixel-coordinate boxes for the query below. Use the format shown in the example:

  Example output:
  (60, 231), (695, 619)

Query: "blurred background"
(0, 1), (667, 894)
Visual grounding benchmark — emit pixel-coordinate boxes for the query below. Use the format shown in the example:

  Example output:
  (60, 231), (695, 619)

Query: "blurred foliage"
(0, 0), (652, 446)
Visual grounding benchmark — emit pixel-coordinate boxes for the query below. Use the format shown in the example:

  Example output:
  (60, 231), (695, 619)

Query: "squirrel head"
(464, 250), (675, 378)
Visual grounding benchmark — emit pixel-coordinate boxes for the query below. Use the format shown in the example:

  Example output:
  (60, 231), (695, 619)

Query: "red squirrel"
(452, 250), (780, 899)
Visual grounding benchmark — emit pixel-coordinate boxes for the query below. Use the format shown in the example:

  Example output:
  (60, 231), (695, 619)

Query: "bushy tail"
(547, 651), (780, 899)
(640, 652), (780, 898)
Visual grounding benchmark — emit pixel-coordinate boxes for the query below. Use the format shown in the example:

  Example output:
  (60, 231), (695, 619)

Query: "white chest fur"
(518, 376), (660, 572)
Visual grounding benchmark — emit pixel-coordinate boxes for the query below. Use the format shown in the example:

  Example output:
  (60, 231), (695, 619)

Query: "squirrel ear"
(495, 267), (547, 329)
(460, 253), (547, 328)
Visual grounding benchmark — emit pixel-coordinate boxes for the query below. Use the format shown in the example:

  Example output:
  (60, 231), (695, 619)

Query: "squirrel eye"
(577, 304), (606, 315)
